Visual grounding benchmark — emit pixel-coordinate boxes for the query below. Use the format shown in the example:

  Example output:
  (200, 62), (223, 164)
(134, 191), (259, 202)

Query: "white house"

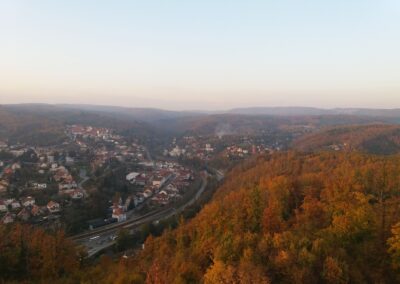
(11, 163), (21, 170)
(126, 172), (140, 183)
(0, 200), (7, 212)
(22, 196), (35, 207)
(11, 200), (21, 210)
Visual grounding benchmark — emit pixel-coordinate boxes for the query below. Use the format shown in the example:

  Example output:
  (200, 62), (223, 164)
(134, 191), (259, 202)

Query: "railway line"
(69, 168), (223, 257)
(70, 207), (169, 241)
(71, 171), (212, 242)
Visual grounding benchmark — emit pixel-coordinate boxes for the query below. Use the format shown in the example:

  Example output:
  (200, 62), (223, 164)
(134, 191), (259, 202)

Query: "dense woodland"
(0, 105), (156, 145)
(3, 151), (400, 283)
(102, 152), (400, 283)
(295, 124), (400, 155)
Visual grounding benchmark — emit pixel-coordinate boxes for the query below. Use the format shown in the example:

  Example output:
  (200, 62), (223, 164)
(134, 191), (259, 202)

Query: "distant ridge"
(229, 107), (400, 118)
(229, 107), (330, 116)
(4, 103), (400, 118)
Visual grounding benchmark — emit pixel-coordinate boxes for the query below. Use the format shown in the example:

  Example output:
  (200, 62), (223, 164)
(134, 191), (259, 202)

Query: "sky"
(1, 0), (400, 110)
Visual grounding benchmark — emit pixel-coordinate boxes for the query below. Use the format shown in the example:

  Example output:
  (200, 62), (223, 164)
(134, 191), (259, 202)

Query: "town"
(0, 123), (293, 234)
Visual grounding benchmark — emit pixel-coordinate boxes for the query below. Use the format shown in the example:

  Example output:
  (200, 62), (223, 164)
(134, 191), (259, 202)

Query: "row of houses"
(67, 125), (112, 140)
(1, 197), (61, 224)
(51, 165), (84, 200)
(125, 162), (194, 207)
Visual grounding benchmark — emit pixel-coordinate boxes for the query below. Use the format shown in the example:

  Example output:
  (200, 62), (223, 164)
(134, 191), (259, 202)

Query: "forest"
(3, 151), (400, 283)
(295, 124), (400, 155)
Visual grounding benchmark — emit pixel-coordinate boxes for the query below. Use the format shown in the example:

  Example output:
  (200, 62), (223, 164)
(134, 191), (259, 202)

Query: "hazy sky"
(1, 0), (400, 110)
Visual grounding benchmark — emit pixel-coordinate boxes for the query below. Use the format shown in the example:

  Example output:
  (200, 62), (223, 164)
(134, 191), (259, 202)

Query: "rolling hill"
(79, 151), (400, 283)
(2, 104), (400, 146)
(0, 104), (157, 146)
(294, 124), (400, 155)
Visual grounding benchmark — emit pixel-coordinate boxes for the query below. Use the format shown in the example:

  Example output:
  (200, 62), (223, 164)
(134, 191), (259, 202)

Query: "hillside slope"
(294, 124), (400, 155)
(84, 152), (400, 283)
(0, 104), (157, 145)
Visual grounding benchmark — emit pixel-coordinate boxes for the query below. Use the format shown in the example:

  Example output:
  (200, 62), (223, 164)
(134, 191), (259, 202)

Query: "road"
(72, 172), (211, 257)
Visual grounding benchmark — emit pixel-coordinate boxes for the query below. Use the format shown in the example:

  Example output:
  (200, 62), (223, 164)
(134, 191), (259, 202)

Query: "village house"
(39, 163), (48, 169)
(151, 191), (169, 205)
(59, 181), (77, 191)
(47, 201), (61, 213)
(112, 207), (126, 222)
(69, 189), (84, 199)
(3, 198), (14, 206)
(22, 196), (35, 207)
(11, 163), (21, 171)
(0, 180), (8, 193)
(205, 143), (214, 152)
(11, 200), (21, 210)
(126, 172), (140, 183)
(0, 200), (7, 212)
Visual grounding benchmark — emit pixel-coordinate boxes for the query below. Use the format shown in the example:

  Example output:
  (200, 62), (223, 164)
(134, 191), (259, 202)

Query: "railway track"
(70, 207), (169, 241)
(71, 171), (214, 243)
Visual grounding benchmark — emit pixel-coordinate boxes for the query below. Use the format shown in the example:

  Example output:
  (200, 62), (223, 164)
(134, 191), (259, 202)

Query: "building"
(22, 196), (35, 207)
(69, 189), (84, 199)
(11, 200), (21, 210)
(47, 201), (61, 213)
(0, 200), (7, 212)
(169, 146), (186, 157)
(126, 172), (140, 183)
(112, 207), (126, 222)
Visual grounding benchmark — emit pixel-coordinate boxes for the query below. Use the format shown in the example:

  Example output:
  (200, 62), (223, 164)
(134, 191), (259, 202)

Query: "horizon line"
(2, 102), (400, 113)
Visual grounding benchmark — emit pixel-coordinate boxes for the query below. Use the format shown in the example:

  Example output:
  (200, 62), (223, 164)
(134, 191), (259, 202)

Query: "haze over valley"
(2, 0), (400, 283)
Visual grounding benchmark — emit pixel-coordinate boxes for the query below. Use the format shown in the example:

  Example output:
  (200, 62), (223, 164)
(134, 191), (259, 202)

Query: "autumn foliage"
(0, 224), (82, 283)
(4, 151), (400, 283)
(95, 152), (400, 283)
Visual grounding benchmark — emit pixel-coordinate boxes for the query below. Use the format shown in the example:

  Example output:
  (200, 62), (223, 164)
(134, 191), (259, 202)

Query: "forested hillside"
(80, 151), (400, 283)
(294, 124), (400, 155)
(0, 105), (156, 145)
(3, 152), (400, 283)
(0, 224), (83, 283)
(0, 152), (400, 283)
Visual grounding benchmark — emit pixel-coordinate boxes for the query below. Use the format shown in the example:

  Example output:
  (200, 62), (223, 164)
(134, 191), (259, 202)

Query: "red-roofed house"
(112, 207), (126, 222)
(47, 201), (61, 213)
